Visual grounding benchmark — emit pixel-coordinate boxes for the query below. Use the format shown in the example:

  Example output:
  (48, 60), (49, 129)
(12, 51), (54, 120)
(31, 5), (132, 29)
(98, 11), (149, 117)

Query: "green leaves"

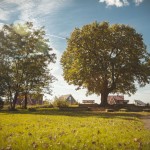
(0, 22), (56, 108)
(61, 21), (150, 105)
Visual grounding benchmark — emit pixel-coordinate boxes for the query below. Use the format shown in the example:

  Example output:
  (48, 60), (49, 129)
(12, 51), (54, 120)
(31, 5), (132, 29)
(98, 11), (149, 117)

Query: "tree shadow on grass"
(0, 108), (147, 121)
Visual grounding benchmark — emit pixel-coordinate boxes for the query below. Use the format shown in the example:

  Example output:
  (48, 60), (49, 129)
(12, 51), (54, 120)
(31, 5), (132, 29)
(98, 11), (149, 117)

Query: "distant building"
(59, 94), (76, 105)
(107, 95), (129, 105)
(17, 93), (43, 105)
(82, 100), (95, 104)
(134, 100), (146, 106)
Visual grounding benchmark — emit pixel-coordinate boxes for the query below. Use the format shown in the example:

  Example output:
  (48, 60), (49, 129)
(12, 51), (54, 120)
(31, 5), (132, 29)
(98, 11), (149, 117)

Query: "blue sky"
(0, 0), (150, 103)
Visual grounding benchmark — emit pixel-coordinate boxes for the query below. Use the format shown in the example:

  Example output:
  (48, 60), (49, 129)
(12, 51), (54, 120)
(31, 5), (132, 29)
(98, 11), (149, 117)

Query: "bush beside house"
(53, 97), (69, 108)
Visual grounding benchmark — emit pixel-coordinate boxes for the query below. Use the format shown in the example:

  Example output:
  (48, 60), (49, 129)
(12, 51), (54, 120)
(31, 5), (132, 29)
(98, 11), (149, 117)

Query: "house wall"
(108, 98), (116, 105)
(134, 101), (146, 106)
(82, 100), (95, 104)
(66, 95), (76, 105)
(17, 94), (43, 105)
(107, 95), (125, 105)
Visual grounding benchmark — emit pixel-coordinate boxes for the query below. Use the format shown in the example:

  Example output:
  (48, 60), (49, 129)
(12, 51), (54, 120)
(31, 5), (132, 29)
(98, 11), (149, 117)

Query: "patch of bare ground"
(140, 115), (150, 130)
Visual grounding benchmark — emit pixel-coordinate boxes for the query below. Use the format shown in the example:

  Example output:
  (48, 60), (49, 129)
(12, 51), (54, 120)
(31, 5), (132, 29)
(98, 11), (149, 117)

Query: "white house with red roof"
(107, 95), (129, 105)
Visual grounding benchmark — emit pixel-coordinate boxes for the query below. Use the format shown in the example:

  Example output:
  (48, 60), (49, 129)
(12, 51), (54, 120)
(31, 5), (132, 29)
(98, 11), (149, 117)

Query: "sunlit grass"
(0, 108), (150, 150)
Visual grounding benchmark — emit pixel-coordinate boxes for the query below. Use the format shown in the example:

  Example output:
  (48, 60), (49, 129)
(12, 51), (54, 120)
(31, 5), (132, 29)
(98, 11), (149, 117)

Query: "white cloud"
(14, 0), (69, 22)
(99, 0), (144, 7)
(134, 0), (144, 6)
(0, 0), (73, 25)
(99, 0), (129, 7)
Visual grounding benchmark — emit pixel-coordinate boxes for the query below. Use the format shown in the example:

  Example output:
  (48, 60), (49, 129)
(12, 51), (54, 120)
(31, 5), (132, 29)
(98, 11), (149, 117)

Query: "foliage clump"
(28, 107), (36, 111)
(53, 97), (69, 108)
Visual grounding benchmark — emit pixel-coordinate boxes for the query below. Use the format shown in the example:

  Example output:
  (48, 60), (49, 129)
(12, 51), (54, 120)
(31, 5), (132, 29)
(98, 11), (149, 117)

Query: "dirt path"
(140, 115), (150, 130)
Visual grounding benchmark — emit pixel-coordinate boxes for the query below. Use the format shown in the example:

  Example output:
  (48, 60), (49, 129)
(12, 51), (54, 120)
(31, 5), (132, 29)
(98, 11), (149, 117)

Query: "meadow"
(0, 108), (150, 150)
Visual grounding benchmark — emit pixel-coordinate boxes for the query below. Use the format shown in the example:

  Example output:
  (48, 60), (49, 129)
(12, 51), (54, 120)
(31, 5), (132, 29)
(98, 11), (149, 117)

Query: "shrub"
(35, 104), (53, 108)
(0, 98), (4, 110)
(57, 100), (69, 108)
(106, 109), (114, 112)
(28, 107), (36, 111)
(143, 108), (150, 112)
(119, 108), (128, 112)
(53, 97), (69, 108)
(8, 106), (18, 111)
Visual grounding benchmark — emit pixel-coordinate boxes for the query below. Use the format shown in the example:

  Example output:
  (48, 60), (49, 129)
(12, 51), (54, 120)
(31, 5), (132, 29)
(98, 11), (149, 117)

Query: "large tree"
(0, 22), (56, 109)
(61, 22), (150, 106)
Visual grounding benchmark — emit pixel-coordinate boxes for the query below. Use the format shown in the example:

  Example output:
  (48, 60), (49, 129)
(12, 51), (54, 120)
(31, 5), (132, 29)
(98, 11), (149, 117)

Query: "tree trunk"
(12, 92), (18, 110)
(8, 88), (13, 109)
(24, 93), (28, 109)
(100, 80), (109, 107)
(8, 95), (13, 109)
(100, 91), (109, 106)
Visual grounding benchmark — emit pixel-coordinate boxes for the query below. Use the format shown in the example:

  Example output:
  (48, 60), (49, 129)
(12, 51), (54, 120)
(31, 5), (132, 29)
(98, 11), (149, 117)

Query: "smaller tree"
(0, 22), (56, 109)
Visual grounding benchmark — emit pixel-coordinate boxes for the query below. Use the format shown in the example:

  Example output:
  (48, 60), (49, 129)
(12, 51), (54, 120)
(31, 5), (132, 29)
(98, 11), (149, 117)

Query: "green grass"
(0, 108), (150, 150)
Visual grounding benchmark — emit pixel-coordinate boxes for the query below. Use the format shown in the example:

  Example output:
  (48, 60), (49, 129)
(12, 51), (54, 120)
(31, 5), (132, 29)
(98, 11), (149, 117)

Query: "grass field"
(0, 108), (150, 150)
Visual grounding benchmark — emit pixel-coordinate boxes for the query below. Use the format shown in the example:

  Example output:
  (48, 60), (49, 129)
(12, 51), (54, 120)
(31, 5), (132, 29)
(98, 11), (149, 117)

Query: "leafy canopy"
(61, 22), (150, 98)
(0, 22), (56, 107)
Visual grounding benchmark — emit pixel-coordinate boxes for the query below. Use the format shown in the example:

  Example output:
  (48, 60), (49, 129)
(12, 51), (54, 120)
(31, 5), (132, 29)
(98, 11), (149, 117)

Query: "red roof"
(107, 95), (124, 101)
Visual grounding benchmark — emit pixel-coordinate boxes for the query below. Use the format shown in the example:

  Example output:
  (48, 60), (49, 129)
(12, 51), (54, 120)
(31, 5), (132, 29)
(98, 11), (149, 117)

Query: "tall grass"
(0, 108), (150, 150)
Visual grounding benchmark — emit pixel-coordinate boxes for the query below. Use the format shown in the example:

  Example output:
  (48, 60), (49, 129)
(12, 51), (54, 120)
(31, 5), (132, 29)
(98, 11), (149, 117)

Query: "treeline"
(1, 21), (150, 109)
